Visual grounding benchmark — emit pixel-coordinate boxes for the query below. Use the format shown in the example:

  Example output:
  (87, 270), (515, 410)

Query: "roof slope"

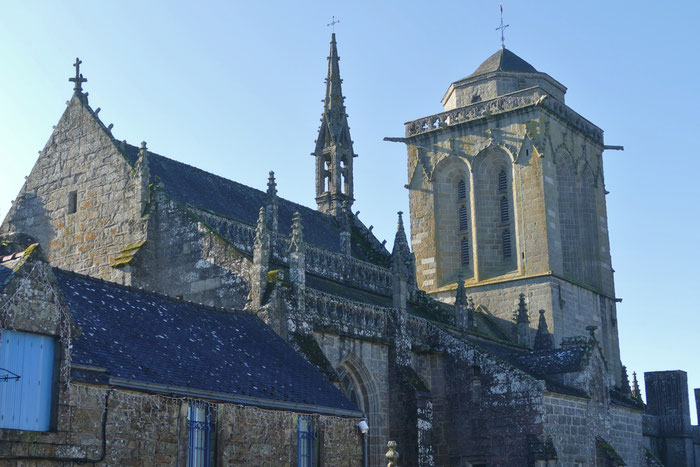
(118, 141), (388, 265)
(55, 269), (359, 414)
(466, 48), (538, 79)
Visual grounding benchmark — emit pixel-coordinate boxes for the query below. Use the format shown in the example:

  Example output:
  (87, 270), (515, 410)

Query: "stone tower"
(400, 47), (623, 384)
(314, 33), (356, 216)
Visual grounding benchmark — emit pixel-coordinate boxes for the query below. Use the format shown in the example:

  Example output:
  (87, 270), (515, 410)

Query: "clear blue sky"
(1, 1), (698, 421)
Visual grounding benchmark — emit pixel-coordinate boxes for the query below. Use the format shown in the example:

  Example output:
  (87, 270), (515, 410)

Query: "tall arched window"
(474, 152), (516, 278)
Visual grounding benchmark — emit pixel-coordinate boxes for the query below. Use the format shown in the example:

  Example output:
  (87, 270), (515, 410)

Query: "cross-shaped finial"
(69, 57), (87, 93)
(327, 16), (340, 33)
(496, 4), (509, 49)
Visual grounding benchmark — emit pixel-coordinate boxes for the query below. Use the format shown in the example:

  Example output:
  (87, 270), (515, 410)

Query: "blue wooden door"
(0, 330), (55, 431)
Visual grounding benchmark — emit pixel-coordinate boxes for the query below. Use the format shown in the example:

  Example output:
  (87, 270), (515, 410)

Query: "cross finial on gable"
(69, 57), (88, 93)
(496, 4), (510, 49)
(327, 16), (340, 33)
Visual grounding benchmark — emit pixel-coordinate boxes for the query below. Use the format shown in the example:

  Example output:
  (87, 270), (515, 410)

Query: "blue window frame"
(188, 403), (213, 467)
(298, 415), (319, 467)
(0, 330), (55, 431)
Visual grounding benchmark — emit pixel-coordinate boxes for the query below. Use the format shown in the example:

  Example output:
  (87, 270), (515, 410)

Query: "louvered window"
(457, 179), (466, 199)
(498, 169), (507, 192)
(459, 205), (468, 231)
(502, 229), (512, 258)
(461, 237), (470, 266)
(500, 196), (509, 223)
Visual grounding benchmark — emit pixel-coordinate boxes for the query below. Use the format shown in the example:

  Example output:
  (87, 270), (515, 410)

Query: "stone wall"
(542, 393), (644, 466)
(0, 383), (362, 466)
(0, 96), (146, 284)
(134, 192), (252, 309)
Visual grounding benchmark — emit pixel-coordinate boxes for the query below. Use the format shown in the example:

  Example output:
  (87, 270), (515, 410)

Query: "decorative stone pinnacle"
(534, 310), (554, 351)
(515, 293), (529, 324)
(267, 170), (277, 197)
(289, 211), (304, 252)
(254, 207), (267, 244)
(139, 141), (148, 155)
(631, 372), (641, 400)
(455, 271), (467, 307)
(69, 57), (87, 93)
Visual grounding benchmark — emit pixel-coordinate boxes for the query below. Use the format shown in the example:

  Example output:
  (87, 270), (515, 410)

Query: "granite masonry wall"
(542, 393), (644, 466)
(0, 384), (362, 466)
(0, 96), (146, 284)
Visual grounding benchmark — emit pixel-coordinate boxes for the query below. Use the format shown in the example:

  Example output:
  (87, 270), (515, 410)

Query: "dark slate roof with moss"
(55, 269), (360, 415)
(117, 141), (390, 266)
(464, 48), (538, 80)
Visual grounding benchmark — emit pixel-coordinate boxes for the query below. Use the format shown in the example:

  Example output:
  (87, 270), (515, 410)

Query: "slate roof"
(54, 269), (360, 415)
(116, 141), (389, 265)
(465, 48), (538, 79)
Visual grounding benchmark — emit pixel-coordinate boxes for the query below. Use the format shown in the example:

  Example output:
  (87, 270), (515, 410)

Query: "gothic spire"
(314, 33), (356, 216)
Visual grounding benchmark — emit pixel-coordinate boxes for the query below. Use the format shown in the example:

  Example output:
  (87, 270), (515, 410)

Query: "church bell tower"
(314, 33), (356, 216)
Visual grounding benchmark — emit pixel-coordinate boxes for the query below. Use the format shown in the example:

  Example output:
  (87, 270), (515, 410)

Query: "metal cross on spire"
(496, 4), (509, 49)
(327, 16), (340, 33)
(69, 57), (87, 93)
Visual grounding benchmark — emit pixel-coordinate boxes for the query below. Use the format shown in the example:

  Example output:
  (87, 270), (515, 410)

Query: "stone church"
(1, 33), (698, 466)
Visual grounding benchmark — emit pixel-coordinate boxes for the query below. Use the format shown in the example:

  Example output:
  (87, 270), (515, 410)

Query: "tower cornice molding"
(404, 87), (604, 146)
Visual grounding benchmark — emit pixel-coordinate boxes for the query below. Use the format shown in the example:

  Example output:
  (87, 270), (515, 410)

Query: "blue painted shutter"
(0, 330), (55, 431)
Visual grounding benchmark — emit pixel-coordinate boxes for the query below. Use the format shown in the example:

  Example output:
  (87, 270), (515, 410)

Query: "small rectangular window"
(188, 403), (214, 467)
(0, 330), (56, 431)
(67, 191), (77, 214)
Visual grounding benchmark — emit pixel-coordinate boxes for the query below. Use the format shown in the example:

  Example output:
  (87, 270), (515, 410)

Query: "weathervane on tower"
(496, 4), (509, 49)
(327, 16), (340, 33)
